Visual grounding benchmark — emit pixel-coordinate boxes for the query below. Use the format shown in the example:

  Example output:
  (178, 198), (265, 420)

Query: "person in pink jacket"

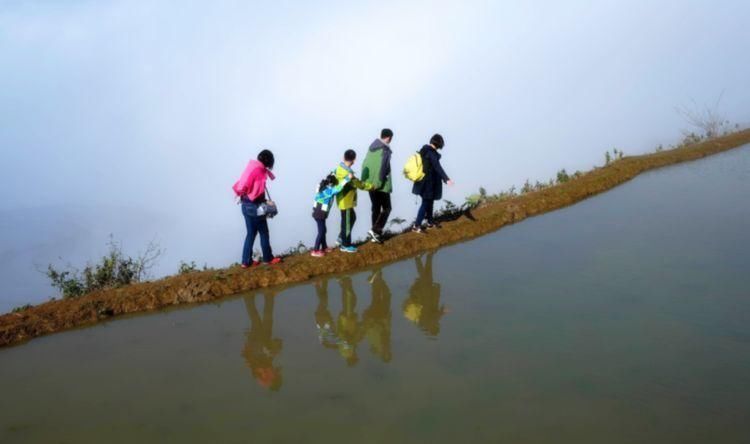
(233, 149), (282, 267)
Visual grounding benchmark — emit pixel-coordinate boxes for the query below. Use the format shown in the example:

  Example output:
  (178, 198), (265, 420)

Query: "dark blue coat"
(412, 145), (450, 201)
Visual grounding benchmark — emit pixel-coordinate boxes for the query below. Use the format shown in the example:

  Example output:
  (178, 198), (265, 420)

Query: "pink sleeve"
(245, 169), (268, 201)
(232, 161), (253, 197)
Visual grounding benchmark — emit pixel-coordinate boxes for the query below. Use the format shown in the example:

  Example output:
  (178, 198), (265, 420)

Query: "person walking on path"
(361, 128), (394, 243)
(412, 134), (454, 233)
(311, 172), (351, 257)
(335, 149), (373, 253)
(232, 149), (282, 267)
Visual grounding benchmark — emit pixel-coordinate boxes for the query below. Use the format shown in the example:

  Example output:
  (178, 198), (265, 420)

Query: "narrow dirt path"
(2, 130), (750, 348)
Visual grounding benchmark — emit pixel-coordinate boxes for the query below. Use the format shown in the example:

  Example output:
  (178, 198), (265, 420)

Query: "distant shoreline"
(3, 129), (750, 348)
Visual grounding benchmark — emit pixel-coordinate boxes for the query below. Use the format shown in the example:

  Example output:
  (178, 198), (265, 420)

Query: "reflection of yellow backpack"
(404, 303), (422, 323)
(403, 152), (425, 182)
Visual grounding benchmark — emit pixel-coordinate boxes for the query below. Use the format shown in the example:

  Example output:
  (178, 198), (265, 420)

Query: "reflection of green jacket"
(335, 163), (372, 210)
(361, 139), (393, 193)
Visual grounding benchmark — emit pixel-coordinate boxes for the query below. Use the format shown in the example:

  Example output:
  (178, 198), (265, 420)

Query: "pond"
(1, 145), (749, 443)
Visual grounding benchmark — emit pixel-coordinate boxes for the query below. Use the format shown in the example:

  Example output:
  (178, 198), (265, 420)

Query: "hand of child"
(348, 173), (353, 179)
(447, 179), (455, 186)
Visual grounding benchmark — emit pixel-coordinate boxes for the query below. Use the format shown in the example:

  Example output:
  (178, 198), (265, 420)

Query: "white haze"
(1, 0), (749, 310)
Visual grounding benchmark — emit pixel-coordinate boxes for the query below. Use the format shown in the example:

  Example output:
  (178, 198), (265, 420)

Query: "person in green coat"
(360, 128), (394, 243)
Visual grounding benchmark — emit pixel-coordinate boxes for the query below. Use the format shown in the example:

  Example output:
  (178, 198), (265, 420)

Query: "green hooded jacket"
(360, 139), (393, 193)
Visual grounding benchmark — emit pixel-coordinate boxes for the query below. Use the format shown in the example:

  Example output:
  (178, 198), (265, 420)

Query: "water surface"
(1, 146), (749, 443)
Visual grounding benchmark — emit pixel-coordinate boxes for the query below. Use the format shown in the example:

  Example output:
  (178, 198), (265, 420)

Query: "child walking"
(335, 149), (373, 253)
(311, 172), (351, 257)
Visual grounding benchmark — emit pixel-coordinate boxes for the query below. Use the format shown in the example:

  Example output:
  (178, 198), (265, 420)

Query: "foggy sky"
(1, 0), (749, 309)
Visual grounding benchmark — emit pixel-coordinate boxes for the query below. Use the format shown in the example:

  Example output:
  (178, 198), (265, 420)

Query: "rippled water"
(1, 146), (749, 443)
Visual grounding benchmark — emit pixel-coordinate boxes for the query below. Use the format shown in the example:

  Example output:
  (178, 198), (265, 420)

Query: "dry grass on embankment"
(2, 129), (750, 348)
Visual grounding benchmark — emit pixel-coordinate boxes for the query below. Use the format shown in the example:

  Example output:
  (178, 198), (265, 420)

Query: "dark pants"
(416, 198), (434, 227)
(339, 208), (357, 247)
(242, 201), (272, 264)
(314, 218), (327, 251)
(368, 191), (392, 236)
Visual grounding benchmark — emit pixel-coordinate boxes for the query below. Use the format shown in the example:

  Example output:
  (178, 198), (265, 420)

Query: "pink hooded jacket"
(233, 159), (275, 201)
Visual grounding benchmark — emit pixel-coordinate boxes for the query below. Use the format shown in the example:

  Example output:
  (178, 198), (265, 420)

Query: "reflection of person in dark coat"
(314, 278), (339, 350)
(362, 267), (392, 363)
(242, 291), (283, 391)
(403, 252), (446, 337)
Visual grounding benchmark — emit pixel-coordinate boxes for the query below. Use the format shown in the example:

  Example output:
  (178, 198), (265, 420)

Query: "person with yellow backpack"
(405, 134), (454, 233)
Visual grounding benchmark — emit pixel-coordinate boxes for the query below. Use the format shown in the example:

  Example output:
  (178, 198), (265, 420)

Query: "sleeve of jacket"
(352, 177), (374, 191)
(378, 149), (391, 185)
(431, 152), (450, 183)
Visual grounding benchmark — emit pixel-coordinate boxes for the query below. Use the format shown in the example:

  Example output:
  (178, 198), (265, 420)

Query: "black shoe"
(411, 225), (425, 234)
(425, 222), (442, 229)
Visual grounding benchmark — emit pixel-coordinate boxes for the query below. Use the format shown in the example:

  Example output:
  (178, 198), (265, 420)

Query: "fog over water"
(1, 0), (749, 310)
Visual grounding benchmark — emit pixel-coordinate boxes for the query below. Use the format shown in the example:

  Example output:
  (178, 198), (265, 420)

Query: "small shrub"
(46, 237), (162, 299)
(389, 217), (407, 227)
(178, 261), (198, 274)
(521, 180), (533, 194)
(605, 151), (611, 165)
(556, 169), (570, 184)
(12, 304), (32, 313)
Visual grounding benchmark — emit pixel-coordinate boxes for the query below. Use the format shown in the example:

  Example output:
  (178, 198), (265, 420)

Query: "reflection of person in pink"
(403, 252), (446, 337)
(242, 291), (283, 391)
(363, 267), (392, 363)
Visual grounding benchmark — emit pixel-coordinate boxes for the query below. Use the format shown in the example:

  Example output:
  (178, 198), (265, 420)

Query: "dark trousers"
(314, 218), (327, 251)
(242, 202), (272, 264)
(368, 191), (392, 235)
(339, 208), (357, 247)
(416, 198), (434, 227)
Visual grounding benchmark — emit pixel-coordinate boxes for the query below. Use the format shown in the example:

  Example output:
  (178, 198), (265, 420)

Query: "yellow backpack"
(403, 152), (425, 182)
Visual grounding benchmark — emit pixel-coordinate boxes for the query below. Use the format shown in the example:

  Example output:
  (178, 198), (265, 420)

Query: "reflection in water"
(403, 252), (446, 337)
(362, 269), (392, 363)
(242, 291), (283, 391)
(313, 267), (394, 366)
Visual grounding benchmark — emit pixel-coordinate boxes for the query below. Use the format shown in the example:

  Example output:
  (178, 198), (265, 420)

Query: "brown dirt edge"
(3, 130), (750, 348)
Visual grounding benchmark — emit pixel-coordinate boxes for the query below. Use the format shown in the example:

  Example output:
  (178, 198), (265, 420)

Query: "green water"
(1, 146), (749, 444)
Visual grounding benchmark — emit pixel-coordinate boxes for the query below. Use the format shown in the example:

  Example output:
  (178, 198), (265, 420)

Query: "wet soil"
(2, 130), (749, 348)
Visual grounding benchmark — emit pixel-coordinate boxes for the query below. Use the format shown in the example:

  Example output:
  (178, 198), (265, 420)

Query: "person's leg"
(256, 216), (273, 262)
(425, 199), (435, 224)
(242, 205), (255, 265)
(369, 191), (381, 229)
(314, 219), (323, 251)
(321, 220), (328, 250)
(374, 193), (391, 235)
(343, 208), (356, 247)
(416, 198), (427, 227)
(315, 219), (327, 250)
(339, 210), (349, 247)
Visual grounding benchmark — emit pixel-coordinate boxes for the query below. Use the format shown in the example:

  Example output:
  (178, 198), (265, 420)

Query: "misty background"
(1, 0), (749, 311)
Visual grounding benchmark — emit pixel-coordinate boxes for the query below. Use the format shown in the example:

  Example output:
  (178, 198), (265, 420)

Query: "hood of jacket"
(369, 138), (392, 154)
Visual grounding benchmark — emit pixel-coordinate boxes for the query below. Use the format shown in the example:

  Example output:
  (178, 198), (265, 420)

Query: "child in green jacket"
(336, 150), (373, 253)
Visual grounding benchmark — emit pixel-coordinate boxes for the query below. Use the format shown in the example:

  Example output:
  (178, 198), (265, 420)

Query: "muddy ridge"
(2, 130), (750, 348)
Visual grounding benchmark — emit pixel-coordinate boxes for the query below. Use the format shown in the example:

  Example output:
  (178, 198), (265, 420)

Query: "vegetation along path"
(2, 129), (750, 348)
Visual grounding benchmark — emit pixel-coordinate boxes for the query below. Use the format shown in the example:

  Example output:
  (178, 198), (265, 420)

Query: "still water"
(1, 146), (749, 443)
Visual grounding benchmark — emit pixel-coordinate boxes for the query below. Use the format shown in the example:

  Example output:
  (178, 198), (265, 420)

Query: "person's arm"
(432, 152), (450, 183)
(378, 149), (391, 186)
(352, 177), (374, 191)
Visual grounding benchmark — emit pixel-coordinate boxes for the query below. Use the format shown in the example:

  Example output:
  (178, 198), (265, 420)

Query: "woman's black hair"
(318, 174), (338, 192)
(257, 149), (275, 169)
